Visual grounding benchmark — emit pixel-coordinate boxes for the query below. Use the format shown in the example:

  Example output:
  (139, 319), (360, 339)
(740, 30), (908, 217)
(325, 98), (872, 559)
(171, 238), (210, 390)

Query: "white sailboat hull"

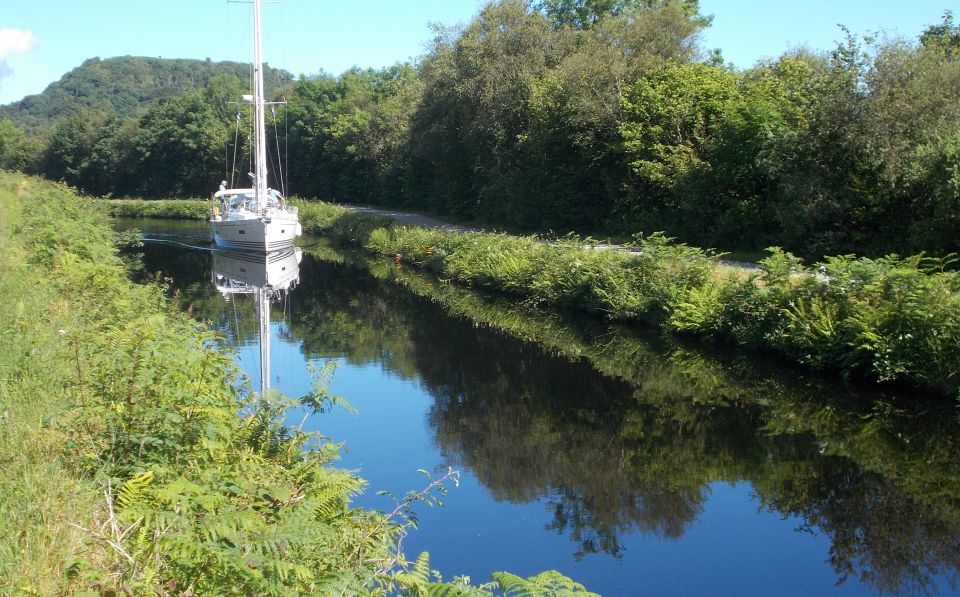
(210, 214), (300, 252)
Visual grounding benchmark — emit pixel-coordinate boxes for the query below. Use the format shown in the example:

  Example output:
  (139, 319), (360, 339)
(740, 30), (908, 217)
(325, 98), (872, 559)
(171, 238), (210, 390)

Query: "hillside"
(0, 56), (294, 134)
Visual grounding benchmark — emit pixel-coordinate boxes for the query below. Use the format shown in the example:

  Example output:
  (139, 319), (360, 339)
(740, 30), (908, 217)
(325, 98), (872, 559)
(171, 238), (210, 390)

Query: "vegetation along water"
(0, 173), (596, 594)
(105, 198), (960, 396)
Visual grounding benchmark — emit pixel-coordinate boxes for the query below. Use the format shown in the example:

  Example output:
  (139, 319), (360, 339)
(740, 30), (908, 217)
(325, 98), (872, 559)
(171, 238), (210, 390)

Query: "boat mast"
(258, 287), (271, 396)
(252, 0), (268, 212)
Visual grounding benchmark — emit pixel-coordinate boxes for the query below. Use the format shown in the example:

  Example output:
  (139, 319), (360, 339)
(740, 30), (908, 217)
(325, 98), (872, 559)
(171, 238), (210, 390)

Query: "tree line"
(1, 0), (958, 258)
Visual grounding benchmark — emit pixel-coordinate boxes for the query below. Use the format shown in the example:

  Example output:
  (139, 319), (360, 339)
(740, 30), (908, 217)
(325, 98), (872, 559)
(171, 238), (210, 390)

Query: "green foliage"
(346, 211), (960, 392)
(300, 360), (358, 415)
(621, 63), (739, 197)
(100, 198), (210, 219)
(286, 64), (422, 203)
(920, 11), (960, 59)
(93, 186), (960, 394)
(0, 118), (39, 171)
(366, 225), (447, 265)
(492, 570), (599, 596)
(0, 175), (393, 593)
(533, 0), (701, 30)
(440, 233), (549, 294)
(387, 553), (598, 596)
(129, 91), (232, 196)
(664, 246), (960, 391)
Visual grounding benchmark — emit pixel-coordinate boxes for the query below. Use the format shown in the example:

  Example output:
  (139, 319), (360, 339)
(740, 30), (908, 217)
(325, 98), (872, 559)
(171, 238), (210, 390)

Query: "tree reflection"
(758, 458), (960, 595)
(362, 252), (960, 593)
(144, 239), (960, 595)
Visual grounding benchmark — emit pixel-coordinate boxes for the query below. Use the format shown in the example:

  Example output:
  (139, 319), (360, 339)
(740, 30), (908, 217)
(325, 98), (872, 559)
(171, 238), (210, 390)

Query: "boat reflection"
(211, 248), (302, 395)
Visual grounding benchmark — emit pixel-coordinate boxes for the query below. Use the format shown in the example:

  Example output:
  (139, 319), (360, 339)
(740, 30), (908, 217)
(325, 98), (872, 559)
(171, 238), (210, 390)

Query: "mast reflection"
(211, 248), (302, 395)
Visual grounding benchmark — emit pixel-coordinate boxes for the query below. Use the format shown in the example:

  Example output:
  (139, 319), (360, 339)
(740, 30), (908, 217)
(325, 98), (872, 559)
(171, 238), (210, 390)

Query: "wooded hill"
(0, 56), (293, 134)
(1, 0), (958, 260)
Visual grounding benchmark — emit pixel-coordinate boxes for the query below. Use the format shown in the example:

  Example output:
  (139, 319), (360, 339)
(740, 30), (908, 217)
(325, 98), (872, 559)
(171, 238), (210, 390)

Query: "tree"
(919, 10), (960, 60)
(39, 110), (104, 186)
(533, 0), (701, 30)
(619, 63), (740, 237)
(407, 0), (561, 221)
(131, 91), (230, 196)
(0, 119), (38, 172)
(80, 116), (141, 196)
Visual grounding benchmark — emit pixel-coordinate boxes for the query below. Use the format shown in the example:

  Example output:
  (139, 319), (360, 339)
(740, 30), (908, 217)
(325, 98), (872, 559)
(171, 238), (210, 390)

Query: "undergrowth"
(99, 198), (210, 220)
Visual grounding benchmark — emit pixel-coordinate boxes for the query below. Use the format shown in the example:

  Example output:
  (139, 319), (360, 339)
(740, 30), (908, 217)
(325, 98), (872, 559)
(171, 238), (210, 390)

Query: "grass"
(0, 178), (400, 593)
(0, 177), (114, 592)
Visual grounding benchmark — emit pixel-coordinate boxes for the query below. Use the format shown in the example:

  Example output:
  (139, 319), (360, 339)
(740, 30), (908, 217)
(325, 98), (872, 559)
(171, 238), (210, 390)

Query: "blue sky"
(0, 0), (954, 105)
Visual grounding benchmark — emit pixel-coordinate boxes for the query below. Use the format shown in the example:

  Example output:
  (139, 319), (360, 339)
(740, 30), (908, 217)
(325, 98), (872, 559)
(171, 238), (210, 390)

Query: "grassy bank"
(102, 198), (960, 395)
(6, 182), (593, 594)
(307, 202), (960, 396)
(364, 226), (960, 395)
(1, 178), (403, 594)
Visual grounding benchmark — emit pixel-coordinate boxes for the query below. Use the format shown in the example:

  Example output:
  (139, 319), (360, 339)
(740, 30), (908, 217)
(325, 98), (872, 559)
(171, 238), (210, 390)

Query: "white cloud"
(0, 29), (38, 89)
(0, 28), (38, 61)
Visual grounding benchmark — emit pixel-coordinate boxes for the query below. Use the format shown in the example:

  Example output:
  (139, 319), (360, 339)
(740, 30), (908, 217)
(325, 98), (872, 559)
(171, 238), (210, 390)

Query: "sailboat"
(210, 0), (301, 252)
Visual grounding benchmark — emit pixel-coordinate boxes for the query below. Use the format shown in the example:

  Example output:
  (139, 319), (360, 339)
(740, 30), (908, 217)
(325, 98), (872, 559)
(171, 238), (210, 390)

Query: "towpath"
(344, 205), (758, 270)
(349, 206), (475, 233)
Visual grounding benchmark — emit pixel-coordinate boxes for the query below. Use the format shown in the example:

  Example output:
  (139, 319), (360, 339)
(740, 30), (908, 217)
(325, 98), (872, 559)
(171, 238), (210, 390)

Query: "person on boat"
(218, 181), (228, 215)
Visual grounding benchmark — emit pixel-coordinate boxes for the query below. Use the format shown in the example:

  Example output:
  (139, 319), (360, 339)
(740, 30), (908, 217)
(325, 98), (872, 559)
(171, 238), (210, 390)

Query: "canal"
(125, 219), (960, 596)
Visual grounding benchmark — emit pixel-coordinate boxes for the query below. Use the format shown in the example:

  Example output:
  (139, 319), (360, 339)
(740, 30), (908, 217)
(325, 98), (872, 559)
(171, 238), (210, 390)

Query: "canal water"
(125, 219), (960, 596)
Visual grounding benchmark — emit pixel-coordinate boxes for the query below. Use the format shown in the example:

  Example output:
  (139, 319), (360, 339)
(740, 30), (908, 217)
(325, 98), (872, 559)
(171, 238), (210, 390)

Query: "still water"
(125, 219), (960, 596)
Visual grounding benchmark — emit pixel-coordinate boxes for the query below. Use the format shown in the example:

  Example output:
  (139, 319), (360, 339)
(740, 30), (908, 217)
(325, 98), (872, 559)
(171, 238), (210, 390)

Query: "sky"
(0, 0), (954, 106)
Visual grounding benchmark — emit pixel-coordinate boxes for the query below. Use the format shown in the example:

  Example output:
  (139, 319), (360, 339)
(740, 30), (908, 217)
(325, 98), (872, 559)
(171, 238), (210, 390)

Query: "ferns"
(116, 470), (154, 512)
(388, 553), (596, 597)
(493, 571), (599, 596)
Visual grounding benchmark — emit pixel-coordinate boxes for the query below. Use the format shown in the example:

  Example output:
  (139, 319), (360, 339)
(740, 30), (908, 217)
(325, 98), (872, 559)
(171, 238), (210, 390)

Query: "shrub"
(100, 198), (210, 220)
(531, 246), (625, 312)
(365, 225), (446, 264)
(441, 233), (548, 294)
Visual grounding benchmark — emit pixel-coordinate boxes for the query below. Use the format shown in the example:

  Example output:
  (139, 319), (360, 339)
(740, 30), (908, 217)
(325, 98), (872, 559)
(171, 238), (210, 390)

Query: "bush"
(100, 198), (210, 219)
(441, 233), (548, 294)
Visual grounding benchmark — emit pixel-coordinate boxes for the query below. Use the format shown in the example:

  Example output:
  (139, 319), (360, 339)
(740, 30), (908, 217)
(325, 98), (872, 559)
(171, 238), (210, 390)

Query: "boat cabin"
(214, 186), (284, 215)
